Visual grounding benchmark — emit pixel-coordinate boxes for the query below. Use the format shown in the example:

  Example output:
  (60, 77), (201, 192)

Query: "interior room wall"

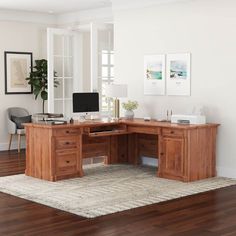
(114, 0), (236, 178)
(0, 21), (48, 150)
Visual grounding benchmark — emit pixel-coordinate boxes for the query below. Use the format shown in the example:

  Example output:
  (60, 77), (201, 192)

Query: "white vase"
(124, 110), (134, 119)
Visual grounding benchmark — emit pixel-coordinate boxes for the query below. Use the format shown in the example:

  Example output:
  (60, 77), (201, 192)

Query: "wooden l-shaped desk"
(24, 118), (219, 182)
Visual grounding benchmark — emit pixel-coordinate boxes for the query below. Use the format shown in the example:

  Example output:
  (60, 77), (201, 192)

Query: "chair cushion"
(11, 115), (32, 129)
(17, 129), (26, 135)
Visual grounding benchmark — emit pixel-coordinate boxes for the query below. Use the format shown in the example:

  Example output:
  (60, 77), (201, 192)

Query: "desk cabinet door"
(159, 136), (185, 179)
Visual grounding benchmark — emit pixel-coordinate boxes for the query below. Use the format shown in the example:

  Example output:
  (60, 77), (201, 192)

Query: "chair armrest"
(7, 118), (17, 134)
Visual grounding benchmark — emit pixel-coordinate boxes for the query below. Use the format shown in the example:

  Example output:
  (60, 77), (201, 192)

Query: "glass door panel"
(53, 35), (63, 56)
(64, 35), (73, 57)
(64, 79), (73, 99)
(54, 57), (63, 77)
(64, 100), (73, 118)
(64, 57), (73, 78)
(47, 28), (78, 117)
(54, 78), (63, 99)
(54, 100), (63, 114)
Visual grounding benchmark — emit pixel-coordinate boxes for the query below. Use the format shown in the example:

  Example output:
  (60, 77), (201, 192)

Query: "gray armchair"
(6, 107), (30, 153)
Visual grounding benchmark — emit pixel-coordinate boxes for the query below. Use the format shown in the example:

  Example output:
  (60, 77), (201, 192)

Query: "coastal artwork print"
(5, 51), (32, 94)
(166, 53), (191, 96)
(144, 54), (165, 95)
(170, 60), (187, 79)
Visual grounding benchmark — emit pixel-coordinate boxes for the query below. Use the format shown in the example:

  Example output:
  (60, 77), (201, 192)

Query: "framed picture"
(144, 54), (166, 95)
(166, 53), (191, 96)
(4, 51), (33, 94)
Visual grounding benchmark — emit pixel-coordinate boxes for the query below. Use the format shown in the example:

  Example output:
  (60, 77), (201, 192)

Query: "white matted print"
(166, 53), (191, 96)
(4, 51), (32, 94)
(144, 54), (165, 95)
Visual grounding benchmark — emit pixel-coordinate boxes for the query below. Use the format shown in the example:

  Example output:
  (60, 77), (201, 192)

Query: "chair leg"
(18, 134), (21, 153)
(8, 134), (13, 151)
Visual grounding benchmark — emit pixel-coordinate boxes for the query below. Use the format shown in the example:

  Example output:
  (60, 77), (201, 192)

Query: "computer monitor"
(72, 92), (99, 114)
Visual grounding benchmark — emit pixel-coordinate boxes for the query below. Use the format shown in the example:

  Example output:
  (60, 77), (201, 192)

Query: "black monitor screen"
(73, 93), (99, 113)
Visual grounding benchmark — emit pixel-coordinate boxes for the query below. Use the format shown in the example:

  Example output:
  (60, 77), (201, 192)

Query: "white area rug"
(0, 164), (235, 218)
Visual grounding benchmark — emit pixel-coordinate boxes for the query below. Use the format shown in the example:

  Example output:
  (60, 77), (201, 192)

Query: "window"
(99, 49), (114, 114)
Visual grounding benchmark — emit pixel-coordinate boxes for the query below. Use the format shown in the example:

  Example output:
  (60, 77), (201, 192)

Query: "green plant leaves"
(41, 90), (48, 100)
(26, 59), (59, 113)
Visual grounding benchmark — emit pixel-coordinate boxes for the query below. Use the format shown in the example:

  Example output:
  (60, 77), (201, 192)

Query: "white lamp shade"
(104, 84), (128, 98)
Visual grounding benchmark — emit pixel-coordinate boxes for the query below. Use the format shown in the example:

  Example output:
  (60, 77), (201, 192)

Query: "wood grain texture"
(0, 150), (25, 176)
(25, 120), (219, 182)
(82, 135), (110, 159)
(128, 133), (139, 165)
(138, 134), (158, 158)
(187, 127), (218, 181)
(25, 126), (83, 181)
(159, 136), (185, 180)
(0, 151), (236, 236)
(158, 126), (218, 181)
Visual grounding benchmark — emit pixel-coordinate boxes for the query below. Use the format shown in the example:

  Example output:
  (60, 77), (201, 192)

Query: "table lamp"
(104, 84), (128, 119)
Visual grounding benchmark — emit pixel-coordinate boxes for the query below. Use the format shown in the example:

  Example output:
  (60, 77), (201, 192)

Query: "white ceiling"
(0, 0), (112, 14)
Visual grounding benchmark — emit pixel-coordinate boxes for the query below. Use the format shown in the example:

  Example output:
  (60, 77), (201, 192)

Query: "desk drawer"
(54, 128), (81, 136)
(162, 128), (184, 137)
(56, 151), (77, 175)
(55, 137), (79, 150)
(128, 125), (160, 134)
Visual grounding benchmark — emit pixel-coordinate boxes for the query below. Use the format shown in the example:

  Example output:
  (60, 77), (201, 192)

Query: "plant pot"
(124, 110), (134, 119)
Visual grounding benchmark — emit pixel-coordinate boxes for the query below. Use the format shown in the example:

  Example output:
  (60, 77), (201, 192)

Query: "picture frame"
(4, 51), (33, 94)
(166, 53), (191, 96)
(144, 54), (166, 95)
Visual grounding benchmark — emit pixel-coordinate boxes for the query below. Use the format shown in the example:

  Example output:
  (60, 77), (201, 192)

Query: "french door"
(47, 24), (113, 117)
(47, 28), (81, 117)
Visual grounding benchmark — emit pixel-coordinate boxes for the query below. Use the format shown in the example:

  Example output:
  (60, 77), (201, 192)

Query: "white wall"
(114, 0), (236, 178)
(0, 21), (48, 150)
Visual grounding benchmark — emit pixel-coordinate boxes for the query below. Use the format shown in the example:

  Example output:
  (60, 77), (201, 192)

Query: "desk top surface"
(24, 118), (220, 130)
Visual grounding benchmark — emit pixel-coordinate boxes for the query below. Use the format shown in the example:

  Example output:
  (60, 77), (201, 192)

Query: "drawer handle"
(65, 142), (70, 145)
(160, 152), (164, 155)
(66, 130), (70, 134)
(171, 131), (174, 134)
(66, 160), (70, 164)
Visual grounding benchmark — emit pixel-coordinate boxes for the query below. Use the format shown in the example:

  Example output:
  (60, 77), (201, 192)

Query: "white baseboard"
(0, 142), (26, 151)
(141, 157), (236, 179)
(142, 156), (158, 167)
(0, 146), (234, 179)
(216, 167), (236, 179)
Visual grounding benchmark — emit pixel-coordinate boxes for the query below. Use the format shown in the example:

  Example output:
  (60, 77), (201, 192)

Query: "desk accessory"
(122, 100), (138, 119)
(41, 120), (67, 125)
(70, 118), (74, 124)
(171, 114), (206, 124)
(166, 109), (173, 121)
(104, 84), (128, 119)
(144, 117), (151, 121)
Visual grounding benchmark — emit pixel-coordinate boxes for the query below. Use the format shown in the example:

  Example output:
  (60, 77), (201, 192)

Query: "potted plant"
(122, 100), (138, 119)
(26, 59), (59, 114)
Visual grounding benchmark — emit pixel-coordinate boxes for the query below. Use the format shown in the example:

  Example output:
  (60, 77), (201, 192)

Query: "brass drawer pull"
(66, 130), (70, 134)
(171, 131), (174, 134)
(66, 160), (70, 164)
(65, 142), (70, 145)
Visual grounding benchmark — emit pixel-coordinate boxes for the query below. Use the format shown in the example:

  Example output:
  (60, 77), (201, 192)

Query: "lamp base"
(114, 98), (120, 119)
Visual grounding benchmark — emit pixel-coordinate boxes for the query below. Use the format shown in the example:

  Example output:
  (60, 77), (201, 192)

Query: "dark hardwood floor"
(1, 150), (236, 236)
